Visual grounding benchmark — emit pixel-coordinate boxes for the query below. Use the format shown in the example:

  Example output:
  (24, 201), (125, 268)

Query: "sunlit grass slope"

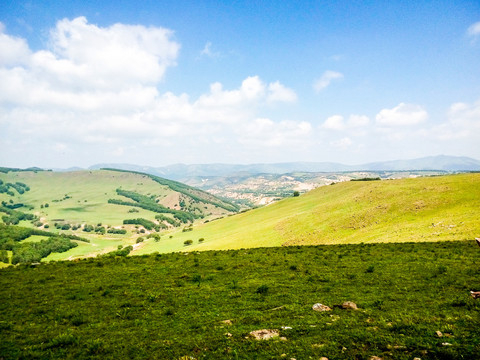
(0, 170), (234, 259)
(0, 170), (170, 223)
(136, 173), (480, 254)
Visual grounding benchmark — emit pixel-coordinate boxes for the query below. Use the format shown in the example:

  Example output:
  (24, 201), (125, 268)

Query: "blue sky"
(1, 0), (479, 168)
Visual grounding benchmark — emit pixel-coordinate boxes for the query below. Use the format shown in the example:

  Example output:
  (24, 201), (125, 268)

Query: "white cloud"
(0, 18), (306, 166)
(347, 114), (370, 127)
(467, 21), (480, 41)
(267, 81), (297, 103)
(48, 17), (180, 88)
(313, 70), (343, 92)
(200, 41), (220, 58)
(322, 114), (370, 132)
(376, 103), (428, 126)
(430, 98), (480, 140)
(330, 137), (352, 148)
(322, 115), (345, 130)
(0, 23), (31, 66)
(239, 118), (312, 147)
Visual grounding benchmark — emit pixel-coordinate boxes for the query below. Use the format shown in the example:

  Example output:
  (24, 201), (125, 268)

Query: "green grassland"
(1, 241), (480, 359)
(136, 173), (480, 254)
(1, 171), (478, 261)
(0, 169), (236, 260)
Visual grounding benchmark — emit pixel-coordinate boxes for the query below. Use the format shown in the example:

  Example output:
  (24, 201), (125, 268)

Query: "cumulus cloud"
(467, 21), (480, 42)
(48, 17), (180, 88)
(430, 98), (480, 140)
(313, 70), (343, 92)
(376, 103), (428, 126)
(347, 114), (370, 127)
(322, 114), (369, 131)
(267, 81), (297, 103)
(323, 115), (345, 130)
(0, 18), (306, 166)
(239, 118), (312, 147)
(0, 24), (31, 66)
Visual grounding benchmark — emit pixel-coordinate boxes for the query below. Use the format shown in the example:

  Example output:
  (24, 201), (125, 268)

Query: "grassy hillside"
(0, 169), (237, 260)
(136, 173), (480, 254)
(1, 241), (479, 359)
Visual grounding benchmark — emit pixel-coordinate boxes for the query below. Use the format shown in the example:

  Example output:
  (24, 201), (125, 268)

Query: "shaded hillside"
(136, 173), (480, 254)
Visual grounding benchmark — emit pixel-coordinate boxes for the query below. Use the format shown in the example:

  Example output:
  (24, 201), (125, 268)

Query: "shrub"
(255, 284), (269, 294)
(184, 239), (193, 246)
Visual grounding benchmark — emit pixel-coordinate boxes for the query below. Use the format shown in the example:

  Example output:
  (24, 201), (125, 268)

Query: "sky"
(0, 0), (479, 169)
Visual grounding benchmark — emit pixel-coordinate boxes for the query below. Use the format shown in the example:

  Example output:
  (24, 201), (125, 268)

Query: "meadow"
(1, 241), (479, 359)
(0, 169), (236, 260)
(136, 173), (480, 254)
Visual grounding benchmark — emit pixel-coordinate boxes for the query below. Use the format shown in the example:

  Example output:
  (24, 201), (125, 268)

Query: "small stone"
(369, 356), (383, 360)
(442, 342), (452, 346)
(413, 358), (422, 360)
(435, 331), (443, 337)
(313, 303), (332, 312)
(222, 319), (233, 325)
(319, 357), (329, 360)
(470, 291), (480, 299)
(224, 332), (232, 337)
(249, 329), (279, 340)
(281, 326), (292, 330)
(342, 301), (358, 310)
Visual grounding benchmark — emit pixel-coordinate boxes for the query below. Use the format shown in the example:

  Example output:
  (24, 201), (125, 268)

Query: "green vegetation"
(109, 188), (196, 223)
(123, 218), (157, 231)
(0, 169), (237, 259)
(0, 224), (88, 264)
(1, 241), (479, 359)
(1, 171), (479, 260)
(0, 205), (36, 225)
(137, 173), (480, 254)
(351, 177), (381, 181)
(102, 168), (239, 212)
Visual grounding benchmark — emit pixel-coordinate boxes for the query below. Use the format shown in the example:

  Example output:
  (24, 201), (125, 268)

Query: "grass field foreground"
(1, 241), (479, 359)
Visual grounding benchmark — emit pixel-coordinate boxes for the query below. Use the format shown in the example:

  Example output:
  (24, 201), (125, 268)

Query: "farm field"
(136, 173), (480, 254)
(1, 241), (479, 359)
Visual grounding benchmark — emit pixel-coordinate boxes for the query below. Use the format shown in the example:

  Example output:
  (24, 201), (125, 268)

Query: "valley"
(0, 168), (478, 263)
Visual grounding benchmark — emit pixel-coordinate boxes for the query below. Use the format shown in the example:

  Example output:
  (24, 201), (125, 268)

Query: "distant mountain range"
(88, 155), (480, 180)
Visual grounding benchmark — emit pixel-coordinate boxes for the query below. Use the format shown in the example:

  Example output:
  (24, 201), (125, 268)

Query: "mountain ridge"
(88, 155), (480, 180)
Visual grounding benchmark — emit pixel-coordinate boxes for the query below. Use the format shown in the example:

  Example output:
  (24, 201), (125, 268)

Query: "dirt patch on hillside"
(159, 192), (180, 209)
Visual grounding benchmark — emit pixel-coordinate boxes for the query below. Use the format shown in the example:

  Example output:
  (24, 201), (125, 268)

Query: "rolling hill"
(0, 169), (238, 260)
(135, 173), (480, 254)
